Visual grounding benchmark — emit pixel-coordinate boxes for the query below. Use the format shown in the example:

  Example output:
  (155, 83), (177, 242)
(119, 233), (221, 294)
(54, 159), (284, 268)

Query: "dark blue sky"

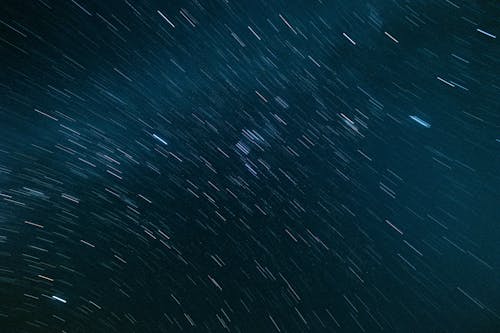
(0, 0), (499, 332)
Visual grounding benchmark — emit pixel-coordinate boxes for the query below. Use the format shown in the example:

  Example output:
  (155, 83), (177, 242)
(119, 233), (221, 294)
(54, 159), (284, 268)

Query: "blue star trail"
(409, 115), (431, 128)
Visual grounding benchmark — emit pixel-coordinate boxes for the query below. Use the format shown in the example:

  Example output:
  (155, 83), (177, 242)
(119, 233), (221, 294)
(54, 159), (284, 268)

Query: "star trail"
(0, 0), (499, 332)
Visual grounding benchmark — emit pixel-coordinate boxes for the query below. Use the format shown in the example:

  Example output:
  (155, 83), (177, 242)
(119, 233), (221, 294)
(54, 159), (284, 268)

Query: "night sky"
(0, 0), (499, 332)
